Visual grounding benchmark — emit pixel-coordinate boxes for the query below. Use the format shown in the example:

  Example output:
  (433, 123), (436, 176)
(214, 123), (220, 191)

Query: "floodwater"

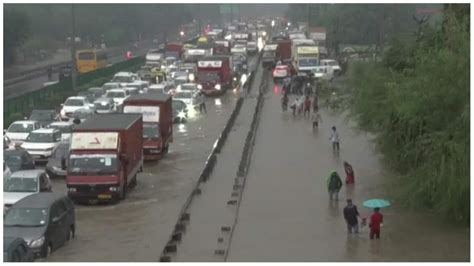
(225, 80), (470, 262)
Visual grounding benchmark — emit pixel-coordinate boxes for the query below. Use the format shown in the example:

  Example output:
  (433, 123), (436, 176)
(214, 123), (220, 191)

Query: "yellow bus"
(76, 49), (108, 74)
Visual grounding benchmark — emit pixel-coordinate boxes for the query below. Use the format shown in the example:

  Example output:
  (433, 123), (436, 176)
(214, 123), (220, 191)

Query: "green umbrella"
(363, 199), (391, 209)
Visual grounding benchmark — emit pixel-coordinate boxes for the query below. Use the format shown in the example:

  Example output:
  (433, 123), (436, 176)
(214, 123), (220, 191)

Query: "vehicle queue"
(2, 18), (272, 261)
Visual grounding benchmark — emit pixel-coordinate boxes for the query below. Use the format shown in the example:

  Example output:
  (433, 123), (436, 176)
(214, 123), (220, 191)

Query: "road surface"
(224, 80), (470, 262)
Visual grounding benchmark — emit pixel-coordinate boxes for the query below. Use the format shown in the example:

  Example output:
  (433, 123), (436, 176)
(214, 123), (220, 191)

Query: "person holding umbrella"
(363, 199), (390, 240)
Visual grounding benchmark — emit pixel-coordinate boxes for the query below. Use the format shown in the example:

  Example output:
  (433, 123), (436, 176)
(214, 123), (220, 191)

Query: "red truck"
(165, 42), (184, 59)
(66, 114), (143, 202)
(277, 39), (292, 63)
(123, 92), (173, 160)
(197, 56), (233, 96)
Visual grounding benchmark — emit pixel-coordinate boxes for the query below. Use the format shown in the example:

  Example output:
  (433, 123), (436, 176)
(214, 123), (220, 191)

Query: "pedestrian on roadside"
(303, 96), (311, 117)
(344, 161), (355, 184)
(313, 94), (319, 112)
(327, 170), (343, 201)
(329, 126), (340, 152)
(343, 199), (360, 234)
(290, 97), (299, 116)
(199, 92), (207, 114)
(369, 208), (384, 239)
(311, 110), (322, 130)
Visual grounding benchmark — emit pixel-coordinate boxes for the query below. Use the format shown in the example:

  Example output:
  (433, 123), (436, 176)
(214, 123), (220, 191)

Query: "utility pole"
(70, 4), (77, 91)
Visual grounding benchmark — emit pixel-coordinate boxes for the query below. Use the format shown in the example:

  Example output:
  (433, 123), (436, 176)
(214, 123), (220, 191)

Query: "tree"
(4, 8), (30, 66)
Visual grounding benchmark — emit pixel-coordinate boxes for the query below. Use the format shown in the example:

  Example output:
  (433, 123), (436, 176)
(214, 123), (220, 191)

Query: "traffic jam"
(3, 16), (343, 261)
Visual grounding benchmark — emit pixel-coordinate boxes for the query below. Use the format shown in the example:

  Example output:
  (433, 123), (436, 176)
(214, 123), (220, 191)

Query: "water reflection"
(178, 124), (187, 133)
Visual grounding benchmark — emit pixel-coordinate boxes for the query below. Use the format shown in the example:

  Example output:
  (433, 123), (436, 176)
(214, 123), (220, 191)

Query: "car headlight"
(60, 109), (66, 116)
(233, 77), (237, 81)
(109, 186), (119, 192)
(29, 236), (45, 248)
(214, 84), (221, 90)
(68, 187), (77, 192)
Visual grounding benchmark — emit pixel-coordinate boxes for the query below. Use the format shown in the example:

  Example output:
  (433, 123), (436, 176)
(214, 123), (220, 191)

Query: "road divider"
(159, 52), (263, 262)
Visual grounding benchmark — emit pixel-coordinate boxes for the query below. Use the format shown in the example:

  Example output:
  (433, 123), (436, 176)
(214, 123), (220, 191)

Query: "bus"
(76, 49), (108, 74)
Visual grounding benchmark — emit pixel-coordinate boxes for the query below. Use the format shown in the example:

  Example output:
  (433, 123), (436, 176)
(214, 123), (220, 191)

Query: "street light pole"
(70, 4), (77, 91)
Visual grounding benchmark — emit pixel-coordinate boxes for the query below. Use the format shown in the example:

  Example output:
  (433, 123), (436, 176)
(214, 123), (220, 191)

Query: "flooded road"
(225, 79), (470, 262)
(44, 56), (258, 262)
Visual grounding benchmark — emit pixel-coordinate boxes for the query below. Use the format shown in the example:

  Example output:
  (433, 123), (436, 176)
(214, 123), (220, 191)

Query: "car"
(93, 97), (116, 114)
(59, 96), (93, 121)
(87, 87), (106, 98)
(273, 65), (291, 79)
(173, 75), (188, 87)
(111, 72), (140, 86)
(3, 237), (35, 262)
(28, 110), (59, 128)
(77, 91), (96, 104)
(4, 169), (53, 212)
(102, 82), (121, 92)
(172, 99), (188, 123)
(46, 121), (74, 141)
(4, 149), (35, 173)
(4, 161), (12, 180)
(148, 84), (168, 94)
(177, 83), (199, 94)
(46, 142), (70, 179)
(72, 108), (94, 123)
(320, 59), (342, 76)
(5, 121), (41, 146)
(311, 66), (334, 81)
(4, 136), (12, 150)
(20, 128), (62, 161)
(122, 87), (141, 96)
(247, 41), (258, 54)
(173, 91), (197, 107)
(4, 193), (75, 258)
(123, 82), (148, 94)
(104, 88), (129, 107)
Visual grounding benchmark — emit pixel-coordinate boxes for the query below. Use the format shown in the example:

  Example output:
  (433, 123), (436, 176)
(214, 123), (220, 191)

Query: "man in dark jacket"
(343, 199), (360, 233)
(327, 170), (343, 201)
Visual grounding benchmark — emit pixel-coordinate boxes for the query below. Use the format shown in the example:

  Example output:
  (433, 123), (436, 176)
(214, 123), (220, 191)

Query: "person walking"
(303, 96), (311, 117)
(329, 126), (340, 152)
(344, 161), (355, 184)
(199, 92), (207, 114)
(343, 199), (360, 234)
(327, 171), (343, 201)
(290, 97), (299, 116)
(369, 208), (384, 239)
(311, 110), (322, 130)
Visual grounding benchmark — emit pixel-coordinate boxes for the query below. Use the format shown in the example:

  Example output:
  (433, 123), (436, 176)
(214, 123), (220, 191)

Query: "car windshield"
(69, 154), (118, 175)
(173, 101), (186, 111)
(29, 112), (52, 121)
(263, 51), (275, 57)
(197, 72), (219, 82)
(52, 144), (69, 159)
(325, 61), (338, 66)
(4, 208), (48, 227)
(103, 84), (118, 90)
(180, 85), (195, 91)
(4, 154), (22, 169)
(64, 99), (84, 107)
(106, 91), (126, 98)
(143, 124), (160, 139)
(49, 124), (72, 134)
(26, 132), (54, 143)
(4, 177), (38, 193)
(8, 123), (34, 133)
(174, 79), (187, 86)
(174, 92), (193, 99)
(112, 76), (133, 83)
(299, 59), (318, 67)
(95, 102), (112, 110)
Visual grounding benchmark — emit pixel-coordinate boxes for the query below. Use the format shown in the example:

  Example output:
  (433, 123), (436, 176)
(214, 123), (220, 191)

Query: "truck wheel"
(163, 144), (169, 154)
(120, 182), (127, 200)
(130, 175), (137, 188)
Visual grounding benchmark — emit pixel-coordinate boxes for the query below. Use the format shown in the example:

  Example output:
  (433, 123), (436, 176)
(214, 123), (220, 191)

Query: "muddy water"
(226, 80), (469, 262)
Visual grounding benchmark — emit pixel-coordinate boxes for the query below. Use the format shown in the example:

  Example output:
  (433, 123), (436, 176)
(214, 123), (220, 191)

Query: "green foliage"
(347, 8), (469, 224)
(4, 8), (30, 66)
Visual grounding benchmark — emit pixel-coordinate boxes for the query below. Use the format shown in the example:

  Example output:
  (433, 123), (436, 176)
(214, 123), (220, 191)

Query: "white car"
(60, 96), (93, 121)
(46, 121), (74, 141)
(148, 84), (167, 94)
(320, 59), (342, 75)
(112, 72), (140, 87)
(102, 82), (121, 91)
(5, 120), (41, 146)
(21, 128), (62, 161)
(173, 91), (197, 107)
(104, 88), (129, 106)
(4, 169), (52, 212)
(312, 66), (334, 81)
